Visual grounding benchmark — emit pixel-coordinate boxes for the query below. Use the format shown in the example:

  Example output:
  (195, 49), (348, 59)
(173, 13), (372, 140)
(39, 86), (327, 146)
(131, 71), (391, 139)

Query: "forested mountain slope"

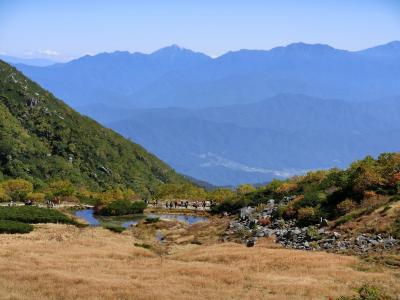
(0, 60), (187, 197)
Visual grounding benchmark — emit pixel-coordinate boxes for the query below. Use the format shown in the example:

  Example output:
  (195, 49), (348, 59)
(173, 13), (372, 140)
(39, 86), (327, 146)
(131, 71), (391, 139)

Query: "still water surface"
(75, 209), (207, 228)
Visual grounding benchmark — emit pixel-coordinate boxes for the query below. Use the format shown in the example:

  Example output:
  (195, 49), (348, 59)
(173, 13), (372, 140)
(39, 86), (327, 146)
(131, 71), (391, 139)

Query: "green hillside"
(0, 60), (187, 197)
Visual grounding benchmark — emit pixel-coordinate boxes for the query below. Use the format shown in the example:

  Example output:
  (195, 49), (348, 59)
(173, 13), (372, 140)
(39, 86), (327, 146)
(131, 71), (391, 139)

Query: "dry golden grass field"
(0, 223), (399, 300)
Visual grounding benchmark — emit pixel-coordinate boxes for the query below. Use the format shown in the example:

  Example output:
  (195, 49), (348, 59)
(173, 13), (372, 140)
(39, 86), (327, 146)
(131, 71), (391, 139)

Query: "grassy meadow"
(0, 224), (399, 300)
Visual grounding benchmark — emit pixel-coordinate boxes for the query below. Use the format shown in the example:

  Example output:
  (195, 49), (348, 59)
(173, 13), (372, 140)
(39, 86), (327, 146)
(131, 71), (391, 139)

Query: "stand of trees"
(1, 153), (399, 227)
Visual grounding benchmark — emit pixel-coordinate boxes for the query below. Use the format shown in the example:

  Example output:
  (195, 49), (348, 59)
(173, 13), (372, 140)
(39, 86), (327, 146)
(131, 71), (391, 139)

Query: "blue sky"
(0, 0), (399, 60)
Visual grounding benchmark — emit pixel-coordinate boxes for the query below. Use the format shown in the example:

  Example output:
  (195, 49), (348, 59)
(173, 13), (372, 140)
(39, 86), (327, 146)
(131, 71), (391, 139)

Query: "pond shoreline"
(145, 207), (210, 217)
(74, 208), (208, 228)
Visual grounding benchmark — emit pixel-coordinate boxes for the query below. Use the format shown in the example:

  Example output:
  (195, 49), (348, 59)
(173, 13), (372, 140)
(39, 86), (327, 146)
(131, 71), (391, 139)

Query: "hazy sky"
(1, 0), (399, 60)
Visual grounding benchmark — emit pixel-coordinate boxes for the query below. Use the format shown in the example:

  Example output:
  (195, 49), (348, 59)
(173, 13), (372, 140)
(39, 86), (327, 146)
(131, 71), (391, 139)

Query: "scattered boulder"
(27, 97), (39, 108)
(246, 239), (255, 247)
(240, 207), (255, 220)
(99, 166), (111, 175)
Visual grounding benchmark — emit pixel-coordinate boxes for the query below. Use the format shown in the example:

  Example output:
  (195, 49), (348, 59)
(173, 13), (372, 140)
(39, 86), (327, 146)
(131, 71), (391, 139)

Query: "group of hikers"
(145, 199), (215, 210)
(8, 197), (214, 211)
(164, 200), (215, 210)
(7, 199), (33, 206)
(7, 197), (62, 208)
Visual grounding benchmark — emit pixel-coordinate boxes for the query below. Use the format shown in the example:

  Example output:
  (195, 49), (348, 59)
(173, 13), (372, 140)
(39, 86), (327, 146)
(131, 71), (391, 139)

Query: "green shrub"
(336, 199), (357, 215)
(297, 191), (326, 208)
(0, 219), (33, 234)
(334, 205), (378, 227)
(272, 204), (286, 219)
(0, 187), (10, 202)
(389, 194), (400, 203)
(1, 179), (33, 202)
(297, 207), (319, 226)
(335, 214), (355, 226)
(336, 283), (392, 300)
(210, 197), (248, 214)
(282, 204), (297, 219)
(103, 224), (126, 233)
(357, 284), (390, 300)
(131, 200), (147, 212)
(145, 216), (160, 223)
(391, 217), (400, 239)
(307, 226), (322, 241)
(97, 200), (147, 216)
(76, 194), (100, 206)
(191, 239), (202, 245)
(134, 243), (151, 249)
(0, 206), (77, 225)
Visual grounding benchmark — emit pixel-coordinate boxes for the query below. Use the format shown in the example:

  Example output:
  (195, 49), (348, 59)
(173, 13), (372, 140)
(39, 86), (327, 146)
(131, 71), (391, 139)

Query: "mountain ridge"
(15, 40), (400, 109)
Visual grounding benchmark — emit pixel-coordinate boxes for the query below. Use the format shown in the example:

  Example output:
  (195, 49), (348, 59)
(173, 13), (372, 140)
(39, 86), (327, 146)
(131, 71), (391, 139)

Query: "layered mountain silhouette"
(16, 45), (212, 108)
(12, 42), (400, 185)
(83, 94), (399, 186)
(16, 41), (400, 109)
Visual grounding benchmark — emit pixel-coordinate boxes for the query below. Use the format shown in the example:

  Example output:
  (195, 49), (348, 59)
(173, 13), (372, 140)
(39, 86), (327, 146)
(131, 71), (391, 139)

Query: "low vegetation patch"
(96, 200), (147, 216)
(336, 283), (392, 300)
(334, 203), (383, 227)
(391, 217), (400, 239)
(210, 197), (247, 214)
(103, 224), (126, 233)
(134, 242), (151, 249)
(307, 226), (322, 241)
(0, 206), (77, 225)
(145, 216), (159, 223)
(0, 220), (33, 234)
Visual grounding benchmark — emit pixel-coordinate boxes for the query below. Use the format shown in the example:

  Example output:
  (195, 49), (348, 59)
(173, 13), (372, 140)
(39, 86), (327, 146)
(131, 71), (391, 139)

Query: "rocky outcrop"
(223, 199), (399, 255)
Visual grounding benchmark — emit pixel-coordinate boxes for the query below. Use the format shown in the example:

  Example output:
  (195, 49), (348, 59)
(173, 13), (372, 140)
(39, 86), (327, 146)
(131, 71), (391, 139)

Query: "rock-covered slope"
(0, 60), (187, 197)
(218, 153), (400, 256)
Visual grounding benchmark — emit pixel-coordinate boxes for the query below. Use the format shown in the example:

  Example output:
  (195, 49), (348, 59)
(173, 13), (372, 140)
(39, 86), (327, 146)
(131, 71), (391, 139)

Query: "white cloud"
(37, 49), (61, 57)
(20, 49), (76, 62)
(23, 49), (62, 58)
(196, 152), (309, 177)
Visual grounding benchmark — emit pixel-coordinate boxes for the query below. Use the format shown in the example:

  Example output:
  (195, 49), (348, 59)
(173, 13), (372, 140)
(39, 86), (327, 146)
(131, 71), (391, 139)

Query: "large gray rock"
(292, 228), (302, 235)
(240, 207), (255, 220)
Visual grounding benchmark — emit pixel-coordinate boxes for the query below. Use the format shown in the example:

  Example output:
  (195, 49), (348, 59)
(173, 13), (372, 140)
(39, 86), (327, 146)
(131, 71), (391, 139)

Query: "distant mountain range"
(12, 42), (400, 185)
(15, 41), (400, 109)
(15, 45), (212, 108)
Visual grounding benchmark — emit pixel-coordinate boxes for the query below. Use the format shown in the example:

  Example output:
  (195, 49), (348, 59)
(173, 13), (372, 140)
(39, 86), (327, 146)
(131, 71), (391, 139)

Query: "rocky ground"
(223, 199), (399, 256)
